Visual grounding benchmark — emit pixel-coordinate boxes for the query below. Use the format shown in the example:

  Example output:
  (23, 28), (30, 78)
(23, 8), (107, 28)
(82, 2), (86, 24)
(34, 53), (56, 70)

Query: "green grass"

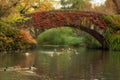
(37, 27), (84, 46)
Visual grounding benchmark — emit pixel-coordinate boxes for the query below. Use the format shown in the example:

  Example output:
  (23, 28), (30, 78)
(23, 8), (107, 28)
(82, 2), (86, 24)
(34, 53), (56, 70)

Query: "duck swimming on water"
(25, 52), (30, 56)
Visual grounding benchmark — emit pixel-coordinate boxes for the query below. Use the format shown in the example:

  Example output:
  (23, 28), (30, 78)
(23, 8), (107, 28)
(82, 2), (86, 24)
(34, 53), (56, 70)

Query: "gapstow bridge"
(24, 10), (109, 49)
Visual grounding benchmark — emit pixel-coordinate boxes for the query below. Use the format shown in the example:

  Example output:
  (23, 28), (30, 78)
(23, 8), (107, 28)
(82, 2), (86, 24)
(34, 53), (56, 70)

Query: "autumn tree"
(60, 0), (91, 11)
(60, 0), (118, 14)
(0, 0), (37, 51)
(17, 0), (55, 14)
(111, 0), (120, 14)
(89, 0), (116, 15)
(0, 0), (20, 19)
(17, 0), (56, 38)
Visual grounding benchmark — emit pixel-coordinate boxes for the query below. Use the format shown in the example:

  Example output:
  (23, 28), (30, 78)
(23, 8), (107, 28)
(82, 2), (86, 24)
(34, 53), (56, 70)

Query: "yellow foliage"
(104, 15), (120, 29)
(19, 0), (55, 13)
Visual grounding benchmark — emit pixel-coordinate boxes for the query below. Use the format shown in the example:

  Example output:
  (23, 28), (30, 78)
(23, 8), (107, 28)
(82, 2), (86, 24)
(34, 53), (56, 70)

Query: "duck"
(65, 48), (71, 54)
(25, 52), (30, 56)
(73, 49), (78, 54)
(29, 65), (36, 70)
(14, 65), (21, 70)
(61, 48), (65, 51)
(50, 53), (54, 57)
(3, 67), (8, 71)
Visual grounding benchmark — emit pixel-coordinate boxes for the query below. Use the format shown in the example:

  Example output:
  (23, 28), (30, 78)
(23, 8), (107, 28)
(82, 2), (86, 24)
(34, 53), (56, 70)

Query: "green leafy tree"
(60, 0), (90, 10)
(37, 27), (84, 46)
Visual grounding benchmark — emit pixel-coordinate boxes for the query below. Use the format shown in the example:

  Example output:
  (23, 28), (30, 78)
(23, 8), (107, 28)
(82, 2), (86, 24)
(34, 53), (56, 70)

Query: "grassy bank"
(37, 27), (84, 46)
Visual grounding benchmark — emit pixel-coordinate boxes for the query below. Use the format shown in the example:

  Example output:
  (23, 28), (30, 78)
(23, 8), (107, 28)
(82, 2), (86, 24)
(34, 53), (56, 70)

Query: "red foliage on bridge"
(24, 11), (109, 49)
(26, 11), (106, 29)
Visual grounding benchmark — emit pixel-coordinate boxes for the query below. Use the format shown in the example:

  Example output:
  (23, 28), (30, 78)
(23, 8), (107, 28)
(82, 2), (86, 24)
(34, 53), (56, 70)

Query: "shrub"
(103, 15), (120, 51)
(104, 28), (120, 51)
(103, 15), (120, 30)
(37, 27), (84, 46)
(0, 24), (36, 51)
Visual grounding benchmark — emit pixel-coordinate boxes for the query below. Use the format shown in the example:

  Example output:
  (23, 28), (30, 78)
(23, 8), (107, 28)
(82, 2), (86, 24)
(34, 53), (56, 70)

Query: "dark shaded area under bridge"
(22, 10), (109, 49)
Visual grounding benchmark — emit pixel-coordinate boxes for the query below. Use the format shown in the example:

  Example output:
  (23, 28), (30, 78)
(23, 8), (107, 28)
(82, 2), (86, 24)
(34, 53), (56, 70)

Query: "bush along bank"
(0, 25), (37, 52)
(104, 28), (120, 51)
(102, 15), (120, 51)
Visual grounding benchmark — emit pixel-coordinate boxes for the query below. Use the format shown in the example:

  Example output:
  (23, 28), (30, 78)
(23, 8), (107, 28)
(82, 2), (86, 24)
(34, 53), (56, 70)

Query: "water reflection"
(0, 51), (35, 68)
(34, 48), (105, 80)
(0, 47), (120, 80)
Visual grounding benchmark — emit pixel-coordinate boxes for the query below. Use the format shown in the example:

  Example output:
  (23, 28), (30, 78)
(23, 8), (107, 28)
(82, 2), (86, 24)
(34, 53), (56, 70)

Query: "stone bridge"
(24, 10), (109, 49)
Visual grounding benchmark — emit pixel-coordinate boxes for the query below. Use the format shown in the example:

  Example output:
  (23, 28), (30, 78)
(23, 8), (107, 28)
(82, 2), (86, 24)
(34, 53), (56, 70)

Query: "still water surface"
(0, 46), (120, 80)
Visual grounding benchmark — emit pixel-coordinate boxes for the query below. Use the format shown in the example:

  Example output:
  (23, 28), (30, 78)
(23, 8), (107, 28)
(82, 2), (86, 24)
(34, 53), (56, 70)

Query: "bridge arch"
(25, 11), (109, 49)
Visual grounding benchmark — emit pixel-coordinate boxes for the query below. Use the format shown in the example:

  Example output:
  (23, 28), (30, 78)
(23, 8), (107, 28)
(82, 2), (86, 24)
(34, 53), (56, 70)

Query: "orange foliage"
(19, 29), (37, 44)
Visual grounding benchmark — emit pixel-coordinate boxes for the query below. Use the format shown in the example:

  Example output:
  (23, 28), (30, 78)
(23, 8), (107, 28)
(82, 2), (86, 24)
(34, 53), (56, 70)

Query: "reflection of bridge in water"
(24, 10), (109, 49)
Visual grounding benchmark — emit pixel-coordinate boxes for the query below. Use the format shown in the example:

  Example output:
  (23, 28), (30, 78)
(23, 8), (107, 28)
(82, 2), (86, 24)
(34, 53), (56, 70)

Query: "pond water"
(0, 46), (120, 80)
